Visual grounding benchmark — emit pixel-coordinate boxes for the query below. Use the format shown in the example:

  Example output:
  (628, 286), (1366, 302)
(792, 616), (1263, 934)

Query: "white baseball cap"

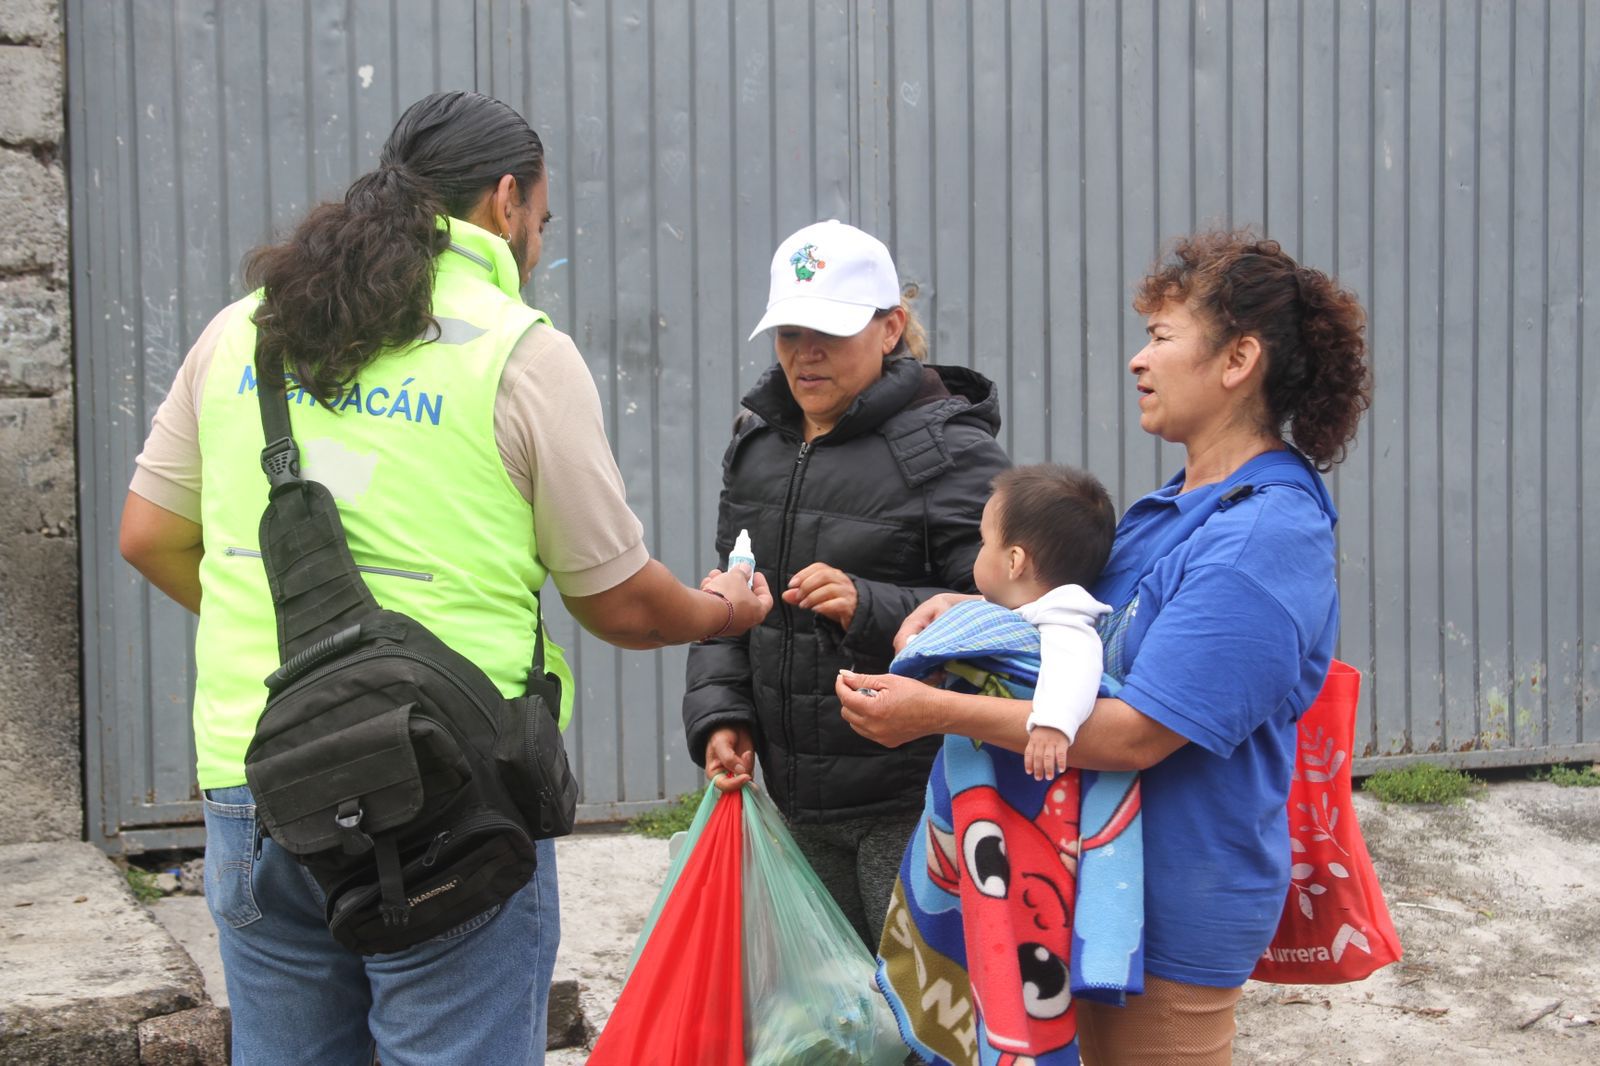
(747, 219), (901, 341)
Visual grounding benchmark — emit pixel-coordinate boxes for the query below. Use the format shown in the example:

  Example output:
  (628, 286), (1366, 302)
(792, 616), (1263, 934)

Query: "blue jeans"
(202, 785), (559, 1066)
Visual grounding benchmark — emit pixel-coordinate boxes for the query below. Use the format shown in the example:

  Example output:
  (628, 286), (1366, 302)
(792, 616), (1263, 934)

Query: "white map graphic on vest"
(301, 437), (379, 503)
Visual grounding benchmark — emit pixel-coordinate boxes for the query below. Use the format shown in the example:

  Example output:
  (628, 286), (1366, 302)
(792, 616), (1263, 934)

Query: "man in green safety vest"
(120, 90), (771, 1065)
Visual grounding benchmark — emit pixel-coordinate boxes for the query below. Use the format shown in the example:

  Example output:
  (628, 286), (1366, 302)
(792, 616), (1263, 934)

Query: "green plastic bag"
(740, 785), (907, 1066)
(624, 783), (907, 1064)
(625, 784), (722, 976)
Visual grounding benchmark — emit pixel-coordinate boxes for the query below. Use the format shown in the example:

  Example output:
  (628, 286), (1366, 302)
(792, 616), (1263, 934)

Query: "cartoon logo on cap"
(790, 243), (826, 282)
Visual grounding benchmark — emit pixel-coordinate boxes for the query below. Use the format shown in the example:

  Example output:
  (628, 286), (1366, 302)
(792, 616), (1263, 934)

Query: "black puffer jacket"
(683, 356), (1010, 822)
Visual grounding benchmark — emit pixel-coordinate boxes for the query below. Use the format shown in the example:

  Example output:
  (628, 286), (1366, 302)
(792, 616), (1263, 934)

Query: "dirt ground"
(1235, 777), (1599, 1065)
(549, 777), (1599, 1065)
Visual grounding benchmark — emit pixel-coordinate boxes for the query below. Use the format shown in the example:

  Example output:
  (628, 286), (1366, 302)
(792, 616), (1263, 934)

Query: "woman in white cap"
(683, 220), (1011, 948)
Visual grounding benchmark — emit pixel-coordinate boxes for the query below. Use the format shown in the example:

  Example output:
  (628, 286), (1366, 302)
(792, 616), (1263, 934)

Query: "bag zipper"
(224, 545), (434, 582)
(328, 811), (533, 929)
(520, 704), (561, 835)
(272, 644), (499, 736)
(385, 813), (530, 885)
(421, 829), (452, 866)
(441, 810), (527, 844)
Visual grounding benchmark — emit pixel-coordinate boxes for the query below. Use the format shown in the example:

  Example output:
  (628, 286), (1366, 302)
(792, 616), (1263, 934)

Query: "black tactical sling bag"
(241, 343), (578, 955)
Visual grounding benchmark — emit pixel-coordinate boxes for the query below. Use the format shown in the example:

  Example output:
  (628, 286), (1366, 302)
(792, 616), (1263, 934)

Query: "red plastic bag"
(588, 788), (746, 1065)
(1252, 660), (1403, 984)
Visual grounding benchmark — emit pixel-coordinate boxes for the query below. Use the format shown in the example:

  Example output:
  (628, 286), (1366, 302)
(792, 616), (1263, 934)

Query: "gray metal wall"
(71, 0), (1599, 849)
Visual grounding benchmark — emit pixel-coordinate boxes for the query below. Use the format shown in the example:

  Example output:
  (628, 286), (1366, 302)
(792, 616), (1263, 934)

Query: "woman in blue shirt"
(837, 232), (1372, 1064)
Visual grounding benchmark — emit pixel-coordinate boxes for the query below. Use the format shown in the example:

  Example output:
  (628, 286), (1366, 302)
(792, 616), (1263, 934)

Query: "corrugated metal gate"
(71, 0), (1598, 851)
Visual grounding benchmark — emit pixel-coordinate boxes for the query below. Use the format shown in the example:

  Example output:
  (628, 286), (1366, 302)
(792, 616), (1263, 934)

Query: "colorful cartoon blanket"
(876, 600), (1145, 1066)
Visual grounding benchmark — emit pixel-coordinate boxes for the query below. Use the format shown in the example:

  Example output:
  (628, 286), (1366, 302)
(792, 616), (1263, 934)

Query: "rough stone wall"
(0, 0), (80, 844)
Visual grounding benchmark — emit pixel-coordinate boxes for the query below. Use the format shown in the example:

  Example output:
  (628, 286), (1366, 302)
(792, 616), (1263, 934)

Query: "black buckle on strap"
(260, 436), (302, 487)
(335, 799), (373, 856)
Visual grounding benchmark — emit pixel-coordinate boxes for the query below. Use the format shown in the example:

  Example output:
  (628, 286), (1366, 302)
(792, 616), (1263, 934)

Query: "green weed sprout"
(1361, 763), (1482, 805)
(125, 866), (163, 904)
(628, 786), (710, 838)
(1533, 764), (1600, 788)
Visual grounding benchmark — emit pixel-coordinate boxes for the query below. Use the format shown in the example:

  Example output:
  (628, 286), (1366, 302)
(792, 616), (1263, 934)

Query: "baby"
(972, 464), (1116, 780)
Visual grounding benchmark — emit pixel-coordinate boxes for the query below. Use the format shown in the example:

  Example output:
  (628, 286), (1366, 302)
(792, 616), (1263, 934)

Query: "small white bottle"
(728, 529), (756, 587)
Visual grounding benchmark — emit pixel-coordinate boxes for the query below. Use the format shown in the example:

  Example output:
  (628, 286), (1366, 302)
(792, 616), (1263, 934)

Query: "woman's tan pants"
(1076, 974), (1244, 1065)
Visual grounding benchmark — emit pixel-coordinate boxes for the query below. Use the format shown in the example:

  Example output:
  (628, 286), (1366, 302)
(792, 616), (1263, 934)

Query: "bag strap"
(1112, 451), (1320, 586)
(252, 343), (550, 678)
(253, 345), (381, 661)
(255, 345), (302, 490)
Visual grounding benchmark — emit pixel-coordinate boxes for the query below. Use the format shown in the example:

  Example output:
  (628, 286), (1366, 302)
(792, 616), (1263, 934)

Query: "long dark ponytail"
(244, 91), (545, 406)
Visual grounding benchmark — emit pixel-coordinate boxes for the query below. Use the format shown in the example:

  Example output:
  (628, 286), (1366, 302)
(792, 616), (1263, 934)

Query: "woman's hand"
(782, 562), (858, 630)
(703, 724), (755, 791)
(893, 592), (980, 652)
(835, 671), (943, 748)
(700, 567), (775, 635)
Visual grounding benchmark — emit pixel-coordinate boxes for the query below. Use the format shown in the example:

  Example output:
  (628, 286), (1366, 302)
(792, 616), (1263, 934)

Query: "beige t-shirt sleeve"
(132, 308), (649, 599)
(494, 323), (649, 597)
(129, 298), (249, 522)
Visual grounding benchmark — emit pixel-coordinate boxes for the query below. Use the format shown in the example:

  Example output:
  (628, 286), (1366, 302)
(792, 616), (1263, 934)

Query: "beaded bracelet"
(701, 589), (735, 642)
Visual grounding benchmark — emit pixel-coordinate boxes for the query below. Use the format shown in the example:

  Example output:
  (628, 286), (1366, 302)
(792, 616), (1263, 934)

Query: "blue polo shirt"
(1090, 449), (1339, 987)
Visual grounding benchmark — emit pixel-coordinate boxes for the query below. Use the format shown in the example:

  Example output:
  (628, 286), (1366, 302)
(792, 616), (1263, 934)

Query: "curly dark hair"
(1133, 232), (1372, 470)
(244, 91), (544, 406)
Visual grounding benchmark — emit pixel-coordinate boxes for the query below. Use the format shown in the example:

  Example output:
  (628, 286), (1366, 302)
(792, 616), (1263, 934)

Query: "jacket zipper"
(775, 440), (812, 813)
(224, 546), (434, 583)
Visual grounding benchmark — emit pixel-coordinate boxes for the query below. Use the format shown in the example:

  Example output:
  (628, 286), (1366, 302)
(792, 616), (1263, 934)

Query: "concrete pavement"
(0, 838), (595, 1063)
(0, 841), (227, 1064)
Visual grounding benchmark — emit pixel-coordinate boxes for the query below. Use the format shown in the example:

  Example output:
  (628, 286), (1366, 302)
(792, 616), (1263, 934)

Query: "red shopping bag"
(589, 788), (746, 1065)
(1252, 660), (1402, 983)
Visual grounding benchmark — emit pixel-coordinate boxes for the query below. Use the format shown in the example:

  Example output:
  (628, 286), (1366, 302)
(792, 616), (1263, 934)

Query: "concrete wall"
(0, 0), (78, 845)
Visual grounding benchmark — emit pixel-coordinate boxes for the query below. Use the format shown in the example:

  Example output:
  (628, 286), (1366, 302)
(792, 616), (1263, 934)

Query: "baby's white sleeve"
(1025, 614), (1105, 741)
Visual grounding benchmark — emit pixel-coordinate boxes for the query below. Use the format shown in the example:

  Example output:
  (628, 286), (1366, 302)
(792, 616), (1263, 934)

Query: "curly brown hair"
(244, 91), (544, 406)
(1133, 232), (1372, 470)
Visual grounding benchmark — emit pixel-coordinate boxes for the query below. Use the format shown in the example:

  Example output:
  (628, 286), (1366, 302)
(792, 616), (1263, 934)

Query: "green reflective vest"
(191, 216), (573, 788)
